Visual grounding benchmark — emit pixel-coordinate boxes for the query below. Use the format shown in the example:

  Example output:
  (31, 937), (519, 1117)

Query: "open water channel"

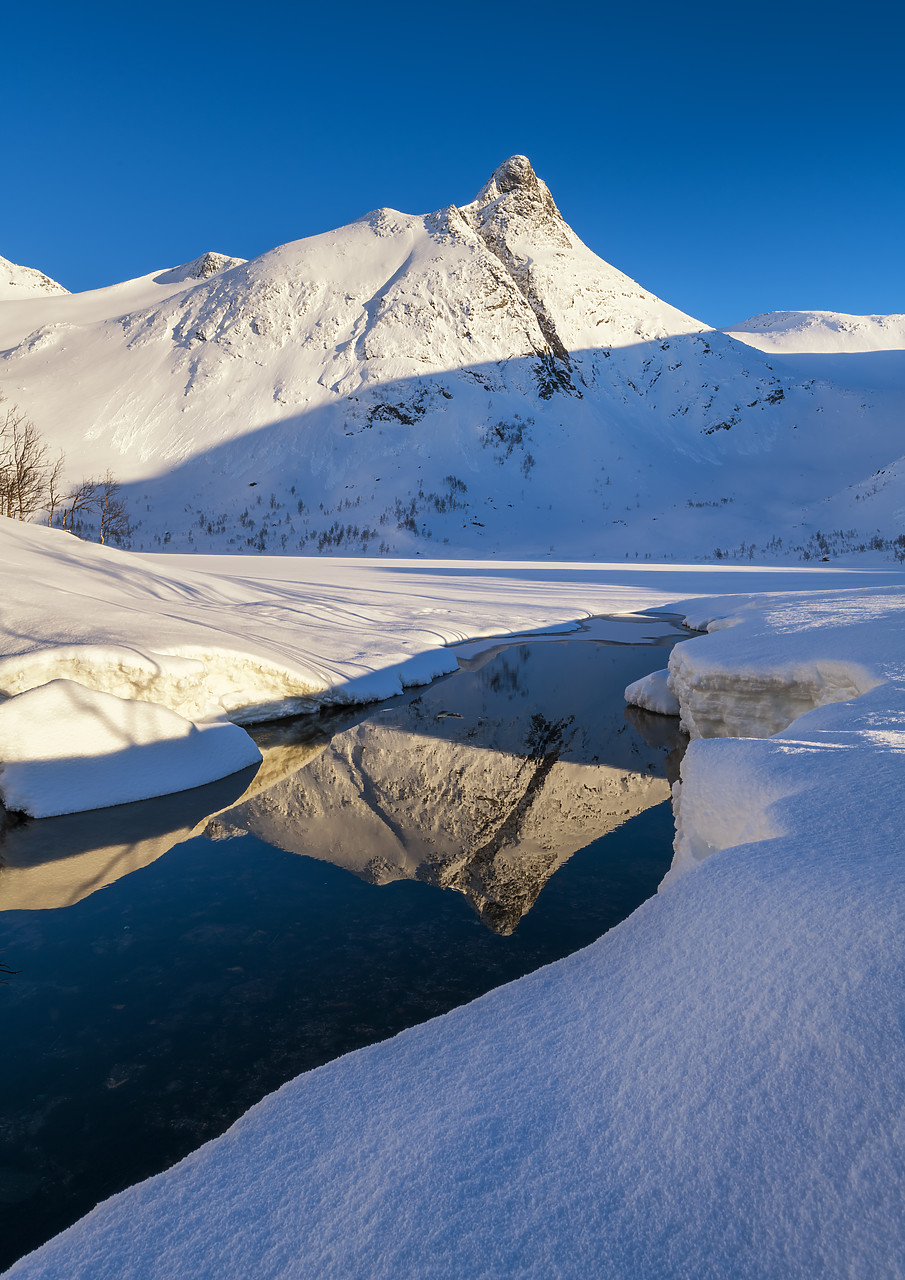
(0, 614), (688, 1269)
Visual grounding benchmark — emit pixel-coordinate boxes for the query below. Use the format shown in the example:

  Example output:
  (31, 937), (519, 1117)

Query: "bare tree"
(60, 478), (100, 530)
(95, 470), (130, 545)
(0, 397), (130, 544)
(44, 451), (66, 526)
(0, 405), (55, 521)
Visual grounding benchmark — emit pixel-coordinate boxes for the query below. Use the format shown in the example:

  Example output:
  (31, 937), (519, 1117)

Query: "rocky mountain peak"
(483, 154), (537, 194)
(155, 252), (246, 285)
(469, 155), (567, 240)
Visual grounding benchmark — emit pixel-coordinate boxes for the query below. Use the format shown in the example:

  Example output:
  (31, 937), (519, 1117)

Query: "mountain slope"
(0, 254), (68, 300)
(1, 158), (902, 562)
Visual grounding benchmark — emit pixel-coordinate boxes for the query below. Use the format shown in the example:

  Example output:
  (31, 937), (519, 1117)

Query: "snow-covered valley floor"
(2, 521), (904, 1278)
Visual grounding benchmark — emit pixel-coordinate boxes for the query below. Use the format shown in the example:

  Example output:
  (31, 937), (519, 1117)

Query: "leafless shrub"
(0, 405), (55, 520)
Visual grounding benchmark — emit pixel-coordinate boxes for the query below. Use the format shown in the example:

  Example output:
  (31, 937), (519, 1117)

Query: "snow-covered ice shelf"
(0, 680), (260, 818)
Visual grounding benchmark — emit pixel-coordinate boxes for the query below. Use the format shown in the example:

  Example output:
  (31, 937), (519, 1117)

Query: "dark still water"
(0, 617), (686, 1269)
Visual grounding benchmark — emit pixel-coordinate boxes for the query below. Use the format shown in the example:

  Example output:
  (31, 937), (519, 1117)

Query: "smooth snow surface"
(0, 680), (261, 817)
(4, 522), (904, 1279)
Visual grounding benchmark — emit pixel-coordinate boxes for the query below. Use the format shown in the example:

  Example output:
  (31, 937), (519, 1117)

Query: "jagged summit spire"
(484, 155), (537, 193)
(469, 156), (567, 236)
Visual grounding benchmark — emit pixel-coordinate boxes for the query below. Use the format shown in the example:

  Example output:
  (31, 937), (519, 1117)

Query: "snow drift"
(0, 680), (261, 818)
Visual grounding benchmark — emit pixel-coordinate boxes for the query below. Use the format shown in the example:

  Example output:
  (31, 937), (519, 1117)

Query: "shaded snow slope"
(3, 158), (902, 561)
(0, 254), (67, 300)
(7, 579), (905, 1279)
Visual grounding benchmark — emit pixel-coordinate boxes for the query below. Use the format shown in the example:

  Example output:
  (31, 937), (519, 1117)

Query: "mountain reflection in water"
(213, 632), (687, 933)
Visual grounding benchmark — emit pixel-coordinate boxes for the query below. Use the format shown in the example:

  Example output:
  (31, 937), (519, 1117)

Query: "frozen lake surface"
(0, 617), (686, 1270)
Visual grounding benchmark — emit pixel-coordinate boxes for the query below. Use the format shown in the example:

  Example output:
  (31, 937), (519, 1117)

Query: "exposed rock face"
(154, 251), (246, 284)
(463, 155), (575, 366)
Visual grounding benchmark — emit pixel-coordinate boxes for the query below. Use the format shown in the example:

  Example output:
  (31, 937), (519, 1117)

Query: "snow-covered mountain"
(1, 157), (903, 562)
(0, 254), (68, 300)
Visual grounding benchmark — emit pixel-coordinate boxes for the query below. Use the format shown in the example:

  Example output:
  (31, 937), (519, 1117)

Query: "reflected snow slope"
(0, 766), (259, 910)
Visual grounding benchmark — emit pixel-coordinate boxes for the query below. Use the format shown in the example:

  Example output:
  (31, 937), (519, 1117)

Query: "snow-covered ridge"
(724, 309), (905, 354)
(154, 251), (246, 284)
(0, 253), (68, 299)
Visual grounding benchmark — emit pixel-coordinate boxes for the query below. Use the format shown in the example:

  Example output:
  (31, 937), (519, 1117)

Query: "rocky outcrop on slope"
(154, 252), (247, 284)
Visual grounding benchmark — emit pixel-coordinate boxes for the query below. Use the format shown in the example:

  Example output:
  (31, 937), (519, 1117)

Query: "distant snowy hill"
(0, 253), (68, 299)
(1, 157), (903, 563)
(724, 310), (905, 354)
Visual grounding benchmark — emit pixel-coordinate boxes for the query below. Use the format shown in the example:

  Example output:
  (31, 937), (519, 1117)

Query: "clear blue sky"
(3, 0), (902, 326)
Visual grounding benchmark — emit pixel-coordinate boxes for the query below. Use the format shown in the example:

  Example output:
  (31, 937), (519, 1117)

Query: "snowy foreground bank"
(3, 521), (905, 1277)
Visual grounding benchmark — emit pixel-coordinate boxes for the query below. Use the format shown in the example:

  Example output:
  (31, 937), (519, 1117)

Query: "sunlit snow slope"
(0, 254), (68, 300)
(2, 159), (903, 562)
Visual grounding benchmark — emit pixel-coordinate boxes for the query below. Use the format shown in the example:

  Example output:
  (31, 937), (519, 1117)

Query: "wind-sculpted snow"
(621, 582), (905, 892)
(665, 586), (900, 739)
(0, 680), (260, 818)
(5, 157), (902, 560)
